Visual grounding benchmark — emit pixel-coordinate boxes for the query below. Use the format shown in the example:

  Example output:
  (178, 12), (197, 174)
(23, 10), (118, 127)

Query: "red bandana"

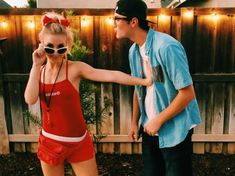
(42, 15), (70, 27)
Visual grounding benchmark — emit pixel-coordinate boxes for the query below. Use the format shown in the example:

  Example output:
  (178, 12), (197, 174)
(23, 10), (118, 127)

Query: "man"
(114, 0), (201, 175)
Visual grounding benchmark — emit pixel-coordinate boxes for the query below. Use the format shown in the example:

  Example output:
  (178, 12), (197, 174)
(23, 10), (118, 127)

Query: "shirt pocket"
(152, 65), (164, 83)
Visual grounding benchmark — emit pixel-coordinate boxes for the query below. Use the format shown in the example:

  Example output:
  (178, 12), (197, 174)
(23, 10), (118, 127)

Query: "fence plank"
(181, 8), (195, 73)
(9, 82), (25, 152)
(28, 99), (41, 153)
(227, 17), (235, 153)
(20, 15), (36, 72)
(214, 15), (234, 73)
(227, 85), (235, 154)
(119, 85), (132, 154)
(79, 16), (94, 65)
(148, 16), (158, 31)
(113, 84), (120, 153)
(8, 134), (235, 143)
(205, 84), (214, 153)
(210, 84), (225, 153)
(157, 14), (171, 34)
(100, 83), (114, 153)
(193, 83), (206, 154)
(171, 15), (181, 41)
(0, 42), (9, 154)
(194, 16), (216, 73)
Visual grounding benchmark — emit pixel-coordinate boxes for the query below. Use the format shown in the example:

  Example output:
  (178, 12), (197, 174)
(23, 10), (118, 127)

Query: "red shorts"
(37, 131), (95, 166)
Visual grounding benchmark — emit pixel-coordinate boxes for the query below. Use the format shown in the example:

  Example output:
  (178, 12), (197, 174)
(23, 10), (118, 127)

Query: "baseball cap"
(115, 0), (155, 24)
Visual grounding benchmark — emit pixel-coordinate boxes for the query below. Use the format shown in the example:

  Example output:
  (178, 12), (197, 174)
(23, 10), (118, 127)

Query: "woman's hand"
(32, 43), (46, 66)
(25, 44), (45, 105)
(144, 58), (152, 86)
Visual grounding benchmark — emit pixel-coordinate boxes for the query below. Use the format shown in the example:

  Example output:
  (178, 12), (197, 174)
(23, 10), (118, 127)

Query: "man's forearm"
(157, 85), (195, 125)
(132, 90), (140, 125)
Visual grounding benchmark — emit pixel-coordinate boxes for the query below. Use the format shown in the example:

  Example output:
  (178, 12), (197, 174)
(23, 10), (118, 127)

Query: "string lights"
(106, 17), (114, 26)
(1, 21), (8, 28)
(183, 10), (194, 18)
(211, 13), (219, 22)
(81, 16), (90, 27)
(159, 14), (168, 21)
(0, 9), (232, 30)
(27, 20), (35, 29)
(0, 20), (36, 29)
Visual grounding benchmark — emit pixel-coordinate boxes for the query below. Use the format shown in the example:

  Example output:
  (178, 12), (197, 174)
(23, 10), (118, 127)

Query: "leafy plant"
(23, 110), (41, 128)
(67, 29), (90, 61)
(27, 0), (37, 8)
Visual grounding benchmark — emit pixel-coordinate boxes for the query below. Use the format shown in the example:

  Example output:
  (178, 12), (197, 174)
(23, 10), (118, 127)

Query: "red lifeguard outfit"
(37, 60), (94, 165)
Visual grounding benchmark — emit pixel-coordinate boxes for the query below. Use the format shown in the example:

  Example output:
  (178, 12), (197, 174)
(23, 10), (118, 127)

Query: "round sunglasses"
(44, 46), (68, 55)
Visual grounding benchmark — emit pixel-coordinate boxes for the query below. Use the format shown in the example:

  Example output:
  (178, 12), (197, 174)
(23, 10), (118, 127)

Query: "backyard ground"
(1, 152), (235, 176)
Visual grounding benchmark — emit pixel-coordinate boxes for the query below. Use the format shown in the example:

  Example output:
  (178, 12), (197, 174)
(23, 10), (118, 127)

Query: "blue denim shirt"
(129, 29), (201, 148)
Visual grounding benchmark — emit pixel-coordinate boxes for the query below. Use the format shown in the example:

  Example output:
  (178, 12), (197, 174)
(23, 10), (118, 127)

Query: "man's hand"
(128, 123), (139, 142)
(144, 117), (163, 136)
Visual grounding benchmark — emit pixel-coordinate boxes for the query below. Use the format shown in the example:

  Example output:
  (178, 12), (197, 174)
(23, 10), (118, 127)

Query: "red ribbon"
(42, 15), (70, 27)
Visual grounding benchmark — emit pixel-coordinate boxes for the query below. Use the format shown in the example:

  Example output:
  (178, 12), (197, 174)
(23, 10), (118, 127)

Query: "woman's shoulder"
(67, 60), (83, 67)
(67, 60), (88, 75)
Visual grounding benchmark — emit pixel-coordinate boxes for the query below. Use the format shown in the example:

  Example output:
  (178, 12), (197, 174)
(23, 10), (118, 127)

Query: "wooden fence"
(0, 8), (235, 154)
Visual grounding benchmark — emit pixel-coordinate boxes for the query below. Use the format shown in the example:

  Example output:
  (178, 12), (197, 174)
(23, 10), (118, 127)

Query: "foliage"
(67, 29), (90, 61)
(27, 0), (37, 8)
(64, 10), (74, 17)
(23, 110), (41, 128)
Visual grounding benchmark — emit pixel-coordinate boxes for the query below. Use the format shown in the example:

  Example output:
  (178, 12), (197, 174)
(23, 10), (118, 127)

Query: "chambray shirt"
(129, 28), (201, 148)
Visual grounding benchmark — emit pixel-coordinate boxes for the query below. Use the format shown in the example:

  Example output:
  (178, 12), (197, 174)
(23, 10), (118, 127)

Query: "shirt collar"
(144, 28), (154, 56)
(134, 28), (155, 56)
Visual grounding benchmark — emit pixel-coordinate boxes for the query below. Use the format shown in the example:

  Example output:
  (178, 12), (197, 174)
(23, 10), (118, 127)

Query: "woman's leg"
(40, 160), (64, 176)
(71, 156), (98, 176)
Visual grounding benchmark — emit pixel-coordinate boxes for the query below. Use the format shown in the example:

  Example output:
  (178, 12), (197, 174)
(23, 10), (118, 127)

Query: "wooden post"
(119, 85), (132, 154)
(0, 38), (9, 154)
(227, 17), (235, 153)
(193, 83), (206, 154)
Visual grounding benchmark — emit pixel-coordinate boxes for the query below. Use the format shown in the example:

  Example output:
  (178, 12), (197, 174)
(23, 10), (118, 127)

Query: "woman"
(24, 12), (152, 176)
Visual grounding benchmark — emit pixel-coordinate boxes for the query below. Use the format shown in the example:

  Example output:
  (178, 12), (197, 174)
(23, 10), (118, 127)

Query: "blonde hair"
(39, 12), (74, 53)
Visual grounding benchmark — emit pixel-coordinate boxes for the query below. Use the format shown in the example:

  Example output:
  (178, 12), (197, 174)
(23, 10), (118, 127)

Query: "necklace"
(43, 59), (64, 125)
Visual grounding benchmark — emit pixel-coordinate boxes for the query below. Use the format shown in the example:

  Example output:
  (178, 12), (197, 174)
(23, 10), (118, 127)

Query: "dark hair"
(126, 17), (150, 31)
(138, 19), (150, 31)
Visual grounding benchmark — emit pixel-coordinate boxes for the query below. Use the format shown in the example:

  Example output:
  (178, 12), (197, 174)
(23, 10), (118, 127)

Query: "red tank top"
(39, 60), (87, 137)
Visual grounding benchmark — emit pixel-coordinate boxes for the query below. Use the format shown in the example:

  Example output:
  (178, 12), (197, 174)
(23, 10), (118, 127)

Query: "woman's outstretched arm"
(75, 60), (152, 86)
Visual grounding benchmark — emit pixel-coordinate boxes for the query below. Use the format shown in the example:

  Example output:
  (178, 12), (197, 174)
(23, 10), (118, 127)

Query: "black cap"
(115, 0), (155, 24)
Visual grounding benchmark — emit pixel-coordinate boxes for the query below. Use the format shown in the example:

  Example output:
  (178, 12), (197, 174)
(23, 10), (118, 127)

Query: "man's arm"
(128, 89), (141, 141)
(144, 84), (195, 136)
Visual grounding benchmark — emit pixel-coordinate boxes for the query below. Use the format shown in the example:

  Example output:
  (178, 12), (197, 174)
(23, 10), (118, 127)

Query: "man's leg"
(142, 131), (165, 176)
(161, 129), (193, 176)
